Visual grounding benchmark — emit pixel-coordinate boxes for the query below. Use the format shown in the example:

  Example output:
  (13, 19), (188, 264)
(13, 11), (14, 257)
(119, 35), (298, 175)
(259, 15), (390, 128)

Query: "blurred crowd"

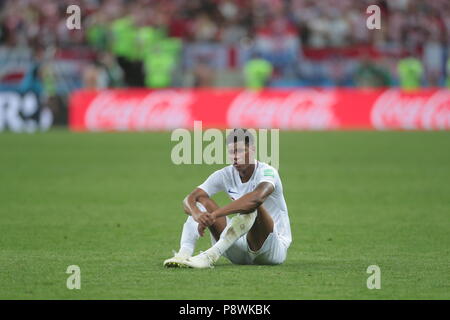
(1, 0), (450, 93)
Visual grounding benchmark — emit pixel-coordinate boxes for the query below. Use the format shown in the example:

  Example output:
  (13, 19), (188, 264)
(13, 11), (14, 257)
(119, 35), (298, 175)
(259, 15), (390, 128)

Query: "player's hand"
(193, 211), (215, 227)
(198, 223), (207, 237)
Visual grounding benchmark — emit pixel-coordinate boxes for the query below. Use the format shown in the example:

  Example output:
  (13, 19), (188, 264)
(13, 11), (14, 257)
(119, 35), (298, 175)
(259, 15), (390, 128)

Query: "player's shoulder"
(213, 164), (234, 177)
(257, 161), (277, 170)
(257, 161), (279, 176)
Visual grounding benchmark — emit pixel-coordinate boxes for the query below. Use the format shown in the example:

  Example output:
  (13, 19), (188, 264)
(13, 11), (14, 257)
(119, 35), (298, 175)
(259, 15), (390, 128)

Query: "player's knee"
(198, 196), (220, 213)
(196, 202), (207, 212)
(182, 196), (191, 214)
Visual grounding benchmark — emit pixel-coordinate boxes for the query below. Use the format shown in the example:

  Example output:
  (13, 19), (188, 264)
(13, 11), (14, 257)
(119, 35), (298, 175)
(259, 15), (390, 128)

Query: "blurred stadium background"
(0, 0), (449, 131)
(0, 0), (449, 299)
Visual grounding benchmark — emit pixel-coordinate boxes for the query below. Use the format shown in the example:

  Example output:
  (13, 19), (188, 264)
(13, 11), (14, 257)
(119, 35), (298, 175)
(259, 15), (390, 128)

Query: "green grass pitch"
(0, 130), (449, 299)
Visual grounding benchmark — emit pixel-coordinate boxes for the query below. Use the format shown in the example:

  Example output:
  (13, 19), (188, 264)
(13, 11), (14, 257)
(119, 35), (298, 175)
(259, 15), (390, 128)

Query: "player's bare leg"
(246, 205), (274, 251)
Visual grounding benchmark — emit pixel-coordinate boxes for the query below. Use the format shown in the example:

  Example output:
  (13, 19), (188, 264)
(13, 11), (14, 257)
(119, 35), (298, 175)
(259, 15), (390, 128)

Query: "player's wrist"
(212, 208), (226, 218)
(191, 209), (202, 219)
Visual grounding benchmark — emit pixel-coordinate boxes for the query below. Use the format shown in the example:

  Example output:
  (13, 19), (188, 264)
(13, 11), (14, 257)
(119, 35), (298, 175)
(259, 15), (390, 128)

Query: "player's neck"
(238, 164), (255, 183)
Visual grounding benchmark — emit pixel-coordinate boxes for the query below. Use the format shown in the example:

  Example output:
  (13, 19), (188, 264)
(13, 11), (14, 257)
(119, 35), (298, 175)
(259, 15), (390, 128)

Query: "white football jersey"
(198, 160), (292, 248)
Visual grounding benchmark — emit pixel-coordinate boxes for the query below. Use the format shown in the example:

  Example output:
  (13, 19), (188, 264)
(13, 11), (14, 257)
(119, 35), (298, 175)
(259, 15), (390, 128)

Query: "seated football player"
(164, 129), (292, 268)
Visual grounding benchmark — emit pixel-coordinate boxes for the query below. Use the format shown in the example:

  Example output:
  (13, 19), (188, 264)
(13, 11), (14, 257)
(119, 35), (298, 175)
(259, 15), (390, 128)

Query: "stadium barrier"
(69, 88), (450, 131)
(0, 90), (53, 132)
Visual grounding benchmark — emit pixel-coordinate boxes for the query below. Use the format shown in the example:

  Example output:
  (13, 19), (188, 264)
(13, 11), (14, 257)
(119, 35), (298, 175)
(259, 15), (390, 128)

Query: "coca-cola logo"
(371, 90), (450, 130)
(85, 90), (193, 131)
(226, 90), (338, 129)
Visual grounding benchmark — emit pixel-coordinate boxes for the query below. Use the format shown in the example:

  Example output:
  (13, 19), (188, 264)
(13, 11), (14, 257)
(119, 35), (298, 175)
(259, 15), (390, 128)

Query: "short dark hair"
(226, 128), (255, 146)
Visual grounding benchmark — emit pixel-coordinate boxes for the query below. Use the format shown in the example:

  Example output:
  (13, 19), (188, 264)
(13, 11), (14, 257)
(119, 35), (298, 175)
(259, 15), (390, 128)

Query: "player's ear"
(248, 144), (256, 153)
(247, 144), (256, 163)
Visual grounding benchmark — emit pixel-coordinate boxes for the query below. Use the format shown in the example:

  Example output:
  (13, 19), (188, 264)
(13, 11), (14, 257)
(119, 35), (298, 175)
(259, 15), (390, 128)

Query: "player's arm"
(212, 182), (274, 218)
(183, 188), (215, 226)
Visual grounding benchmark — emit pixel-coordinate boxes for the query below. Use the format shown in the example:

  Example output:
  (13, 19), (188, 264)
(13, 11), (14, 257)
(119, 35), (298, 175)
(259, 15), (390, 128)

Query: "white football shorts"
(210, 220), (289, 265)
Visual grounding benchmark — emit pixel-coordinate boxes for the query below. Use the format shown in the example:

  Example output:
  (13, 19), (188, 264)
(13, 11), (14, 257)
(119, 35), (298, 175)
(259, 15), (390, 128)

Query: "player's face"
(227, 142), (254, 170)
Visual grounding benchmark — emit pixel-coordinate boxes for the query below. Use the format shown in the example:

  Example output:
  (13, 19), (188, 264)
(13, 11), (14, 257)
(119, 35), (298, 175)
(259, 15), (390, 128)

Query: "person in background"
(82, 51), (124, 89)
(193, 56), (215, 87)
(40, 58), (65, 125)
(397, 51), (424, 90)
(86, 11), (109, 52)
(353, 55), (392, 88)
(0, 44), (44, 94)
(446, 57), (450, 88)
(143, 45), (177, 88)
(97, 51), (124, 88)
(110, 10), (144, 87)
(82, 62), (102, 89)
(422, 33), (444, 87)
(244, 52), (273, 90)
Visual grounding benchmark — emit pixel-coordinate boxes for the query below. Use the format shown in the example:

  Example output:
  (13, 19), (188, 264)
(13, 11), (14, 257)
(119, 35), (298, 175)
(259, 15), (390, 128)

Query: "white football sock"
(203, 211), (257, 263)
(178, 203), (206, 257)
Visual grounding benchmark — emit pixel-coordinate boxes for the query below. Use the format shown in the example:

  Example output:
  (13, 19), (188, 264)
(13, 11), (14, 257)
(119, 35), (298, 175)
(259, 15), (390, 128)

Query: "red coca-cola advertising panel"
(69, 88), (450, 131)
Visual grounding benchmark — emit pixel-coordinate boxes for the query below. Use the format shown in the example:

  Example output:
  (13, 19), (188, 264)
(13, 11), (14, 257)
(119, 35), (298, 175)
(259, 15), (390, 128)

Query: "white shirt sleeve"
(255, 166), (277, 190)
(198, 170), (225, 197)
